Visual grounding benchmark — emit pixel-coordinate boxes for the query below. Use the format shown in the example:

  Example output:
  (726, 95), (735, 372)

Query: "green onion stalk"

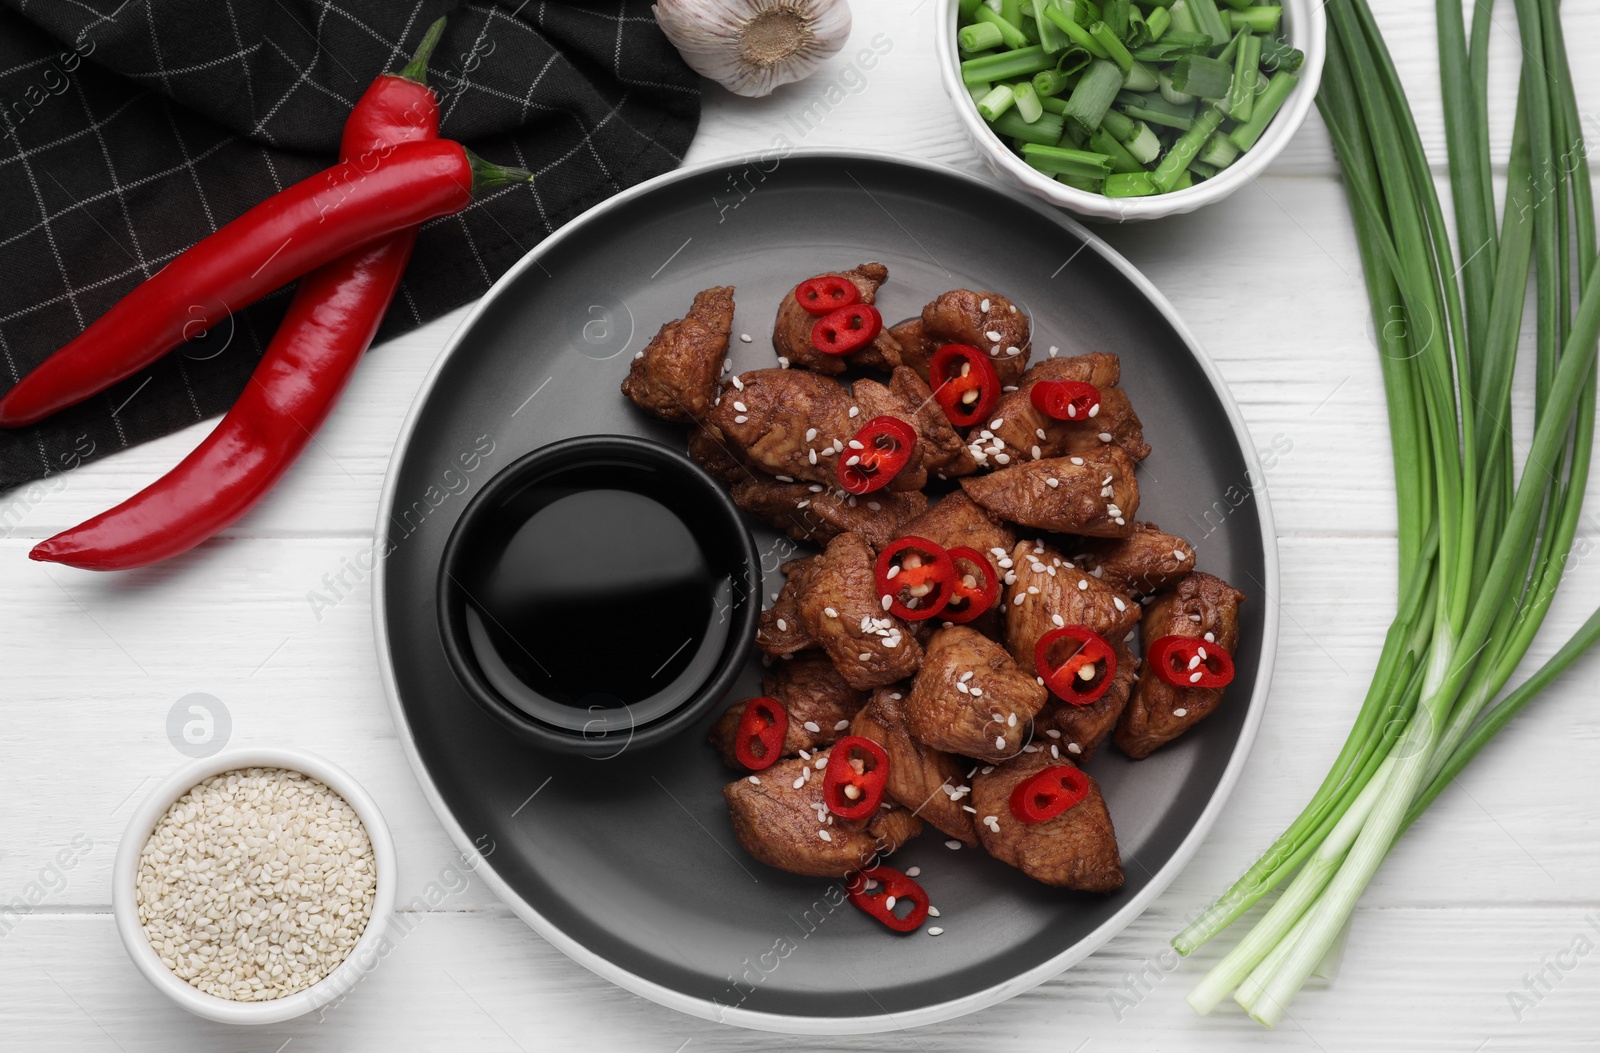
(1174, 0), (1600, 1026)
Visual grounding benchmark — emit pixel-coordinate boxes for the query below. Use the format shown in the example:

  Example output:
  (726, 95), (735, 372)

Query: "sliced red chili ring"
(838, 415), (917, 495)
(794, 275), (861, 316)
(845, 865), (930, 933)
(1030, 380), (1103, 421)
(929, 344), (1000, 428)
(874, 536), (954, 621)
(941, 546), (1000, 624)
(810, 303), (883, 356)
(1147, 635), (1235, 689)
(1008, 765), (1091, 824)
(1034, 625), (1117, 706)
(822, 735), (889, 820)
(732, 696), (788, 770)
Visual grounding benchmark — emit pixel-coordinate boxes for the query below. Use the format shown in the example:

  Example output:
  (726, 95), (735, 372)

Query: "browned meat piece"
(973, 354), (1151, 466)
(731, 475), (928, 549)
(852, 376), (929, 491)
(1036, 640), (1138, 763)
(757, 557), (819, 657)
(888, 366), (979, 478)
(709, 653), (866, 767)
(961, 446), (1139, 537)
(620, 286), (733, 422)
(887, 318), (933, 380)
(722, 748), (922, 877)
(969, 748), (1123, 891)
(709, 369), (858, 486)
(1074, 522), (1197, 597)
(773, 263), (904, 374)
(850, 686), (979, 844)
(921, 289), (1031, 387)
(905, 626), (1048, 762)
(1003, 538), (1140, 671)
(796, 533), (924, 689)
(1115, 572), (1247, 759)
(901, 491), (1016, 560)
(686, 422), (745, 485)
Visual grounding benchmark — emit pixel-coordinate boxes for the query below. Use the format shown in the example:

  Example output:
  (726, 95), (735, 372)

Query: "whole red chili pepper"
(1035, 625), (1117, 705)
(837, 415), (917, 495)
(846, 865), (930, 933)
(793, 275), (860, 316)
(941, 546), (1000, 624)
(0, 129), (529, 427)
(733, 697), (789, 770)
(874, 535), (954, 621)
(1146, 635), (1235, 688)
(1008, 765), (1091, 824)
(810, 303), (883, 356)
(28, 23), (451, 571)
(928, 344), (1000, 428)
(822, 736), (889, 820)
(1030, 380), (1102, 421)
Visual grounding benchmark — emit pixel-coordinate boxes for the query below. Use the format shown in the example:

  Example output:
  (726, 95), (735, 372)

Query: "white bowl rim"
(370, 147), (1282, 1034)
(934, 0), (1328, 221)
(111, 746), (397, 1026)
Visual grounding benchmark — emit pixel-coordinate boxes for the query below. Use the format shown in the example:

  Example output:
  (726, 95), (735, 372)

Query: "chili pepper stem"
(397, 16), (448, 85)
(466, 148), (535, 191)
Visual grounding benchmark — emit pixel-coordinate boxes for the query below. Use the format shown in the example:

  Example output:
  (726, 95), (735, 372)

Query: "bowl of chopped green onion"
(938, 0), (1324, 221)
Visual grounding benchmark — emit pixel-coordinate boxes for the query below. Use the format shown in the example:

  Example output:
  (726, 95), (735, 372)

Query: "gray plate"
(373, 151), (1279, 1034)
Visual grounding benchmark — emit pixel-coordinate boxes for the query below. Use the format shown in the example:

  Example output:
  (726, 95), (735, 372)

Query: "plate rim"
(370, 149), (1281, 1035)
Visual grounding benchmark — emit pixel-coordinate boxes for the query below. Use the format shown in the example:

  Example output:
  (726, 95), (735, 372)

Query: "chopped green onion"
(1100, 106), (1136, 140)
(1125, 6), (1150, 47)
(1231, 5), (1281, 33)
(1186, 0), (1229, 45)
(1120, 120), (1161, 163)
(1159, 70), (1194, 105)
(1020, 142), (1115, 178)
(999, 0), (1025, 26)
(1039, 94), (1070, 114)
(988, 107), (1066, 144)
(1033, 67), (1075, 96)
(1088, 21), (1136, 72)
(1228, 31), (1262, 121)
(1226, 69), (1297, 151)
(1103, 0), (1130, 38)
(1150, 101), (1224, 190)
(975, 5), (1032, 49)
(959, 21), (1007, 52)
(1063, 58), (1125, 135)
(1118, 89), (1196, 129)
(1196, 131), (1239, 168)
(1146, 5), (1171, 40)
(976, 83), (1017, 121)
(1257, 37), (1303, 74)
(1031, 0), (1069, 52)
(1089, 127), (1147, 172)
(960, 45), (1057, 85)
(1043, 5), (1110, 58)
(967, 81), (992, 104)
(1166, 0), (1199, 35)
(1013, 79), (1045, 122)
(1122, 59), (1160, 92)
(957, 0), (983, 17)
(1170, 53), (1233, 98)
(1216, 25), (1248, 63)
(1103, 171), (1157, 197)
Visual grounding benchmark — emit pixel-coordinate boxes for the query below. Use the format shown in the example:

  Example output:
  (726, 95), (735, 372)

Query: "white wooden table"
(4, 3), (1599, 1049)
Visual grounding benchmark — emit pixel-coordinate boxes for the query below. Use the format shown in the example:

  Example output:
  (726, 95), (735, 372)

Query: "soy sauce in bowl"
(438, 436), (759, 755)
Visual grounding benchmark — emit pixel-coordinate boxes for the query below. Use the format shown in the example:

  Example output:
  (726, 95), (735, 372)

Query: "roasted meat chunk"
(686, 423), (745, 485)
(709, 653), (866, 767)
(905, 626), (1048, 762)
(1003, 538), (1140, 670)
(796, 533), (924, 689)
(920, 289), (1032, 387)
(973, 354), (1151, 466)
(851, 686), (979, 844)
(1115, 572), (1247, 759)
(620, 286), (733, 422)
(709, 369), (859, 486)
(773, 263), (903, 374)
(756, 556), (819, 657)
(1036, 639), (1138, 763)
(852, 376), (930, 491)
(723, 748), (922, 878)
(899, 492), (1016, 637)
(731, 475), (927, 549)
(969, 749), (1123, 891)
(961, 446), (1139, 537)
(889, 366), (979, 478)
(886, 317), (931, 378)
(1074, 521), (1197, 597)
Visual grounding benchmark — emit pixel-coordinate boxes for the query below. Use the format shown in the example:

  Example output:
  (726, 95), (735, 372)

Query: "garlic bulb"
(653, 0), (852, 98)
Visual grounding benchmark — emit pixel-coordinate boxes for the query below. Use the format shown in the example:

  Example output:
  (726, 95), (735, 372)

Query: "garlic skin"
(653, 0), (852, 98)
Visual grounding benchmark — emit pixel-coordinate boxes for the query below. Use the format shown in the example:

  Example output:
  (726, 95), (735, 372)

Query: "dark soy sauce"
(456, 459), (733, 733)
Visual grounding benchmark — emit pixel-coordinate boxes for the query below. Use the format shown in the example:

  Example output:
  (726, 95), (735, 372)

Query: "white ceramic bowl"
(112, 747), (396, 1025)
(936, 0), (1326, 221)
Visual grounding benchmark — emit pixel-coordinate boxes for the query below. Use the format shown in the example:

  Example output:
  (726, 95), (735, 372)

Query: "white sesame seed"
(818, 829), (832, 842)
(776, 618), (788, 631)
(1114, 597), (1126, 611)
(906, 866), (921, 877)
(927, 926), (945, 936)
(806, 427), (818, 441)
(1098, 432), (1113, 442)
(1045, 728), (1061, 738)
(749, 775), (761, 784)
(793, 776), (806, 789)
(859, 652), (873, 662)
(995, 736), (1006, 749)
(634, 350), (644, 359)
(835, 719), (851, 731)
(1204, 631), (1216, 642)
(970, 687), (983, 696)
(929, 905), (942, 917)
(962, 805), (977, 813)
(1174, 708), (1189, 717)
(734, 415), (748, 424)
(1007, 713), (1017, 727)
(778, 356), (790, 368)
(956, 682), (970, 694)
(980, 298), (991, 312)
(1068, 742), (1082, 754)
(733, 401), (748, 412)
(723, 358), (732, 371)
(825, 607), (838, 618)
(1070, 456), (1085, 465)
(803, 720), (821, 733)
(945, 840), (962, 850)
(1078, 579), (1089, 591)
(776, 474), (794, 482)
(848, 406), (860, 418)
(986, 330), (1002, 342)
(1189, 671), (1203, 683)
(994, 452), (1011, 464)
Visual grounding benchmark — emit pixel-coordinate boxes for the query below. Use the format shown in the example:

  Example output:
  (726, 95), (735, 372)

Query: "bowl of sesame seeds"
(112, 747), (396, 1024)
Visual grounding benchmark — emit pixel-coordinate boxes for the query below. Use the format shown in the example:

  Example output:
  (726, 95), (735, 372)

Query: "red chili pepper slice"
(822, 735), (889, 820)
(1008, 765), (1091, 824)
(874, 536), (955, 621)
(732, 697), (789, 770)
(929, 344), (1000, 428)
(794, 275), (861, 316)
(810, 303), (883, 357)
(1034, 625), (1117, 706)
(846, 866), (930, 933)
(1030, 380), (1103, 422)
(838, 415), (917, 495)
(941, 546), (1000, 624)
(1146, 635), (1235, 689)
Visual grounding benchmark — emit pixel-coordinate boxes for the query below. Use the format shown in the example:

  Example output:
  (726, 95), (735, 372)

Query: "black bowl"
(436, 434), (760, 757)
